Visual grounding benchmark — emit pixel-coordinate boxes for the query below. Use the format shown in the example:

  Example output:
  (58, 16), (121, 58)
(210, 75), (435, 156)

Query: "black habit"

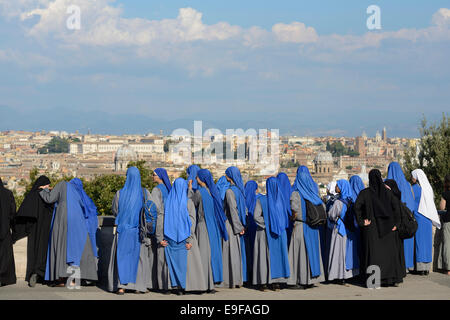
(13, 176), (54, 283)
(354, 170), (406, 286)
(0, 178), (17, 286)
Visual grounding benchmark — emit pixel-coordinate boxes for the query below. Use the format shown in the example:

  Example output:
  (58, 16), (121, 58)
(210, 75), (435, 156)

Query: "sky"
(0, 0), (449, 137)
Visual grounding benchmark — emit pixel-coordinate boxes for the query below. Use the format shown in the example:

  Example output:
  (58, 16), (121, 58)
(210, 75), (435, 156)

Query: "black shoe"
(206, 289), (217, 294)
(286, 284), (303, 290)
(271, 284), (281, 291)
(160, 290), (171, 295)
(259, 285), (269, 292)
(175, 289), (184, 296)
(424, 271), (429, 276)
(28, 274), (38, 288)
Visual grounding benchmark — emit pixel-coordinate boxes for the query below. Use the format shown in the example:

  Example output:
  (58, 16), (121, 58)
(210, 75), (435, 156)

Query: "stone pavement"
(1, 271), (449, 300)
(5, 218), (449, 300)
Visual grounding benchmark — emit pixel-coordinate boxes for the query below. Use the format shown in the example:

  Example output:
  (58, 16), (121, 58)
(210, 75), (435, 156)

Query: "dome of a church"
(314, 151), (333, 163)
(114, 144), (137, 162)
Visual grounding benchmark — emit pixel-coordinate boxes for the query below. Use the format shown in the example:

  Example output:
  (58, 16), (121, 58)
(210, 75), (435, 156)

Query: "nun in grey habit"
(326, 180), (359, 283)
(189, 187), (216, 291)
(106, 167), (151, 294)
(222, 188), (245, 288)
(40, 180), (98, 285)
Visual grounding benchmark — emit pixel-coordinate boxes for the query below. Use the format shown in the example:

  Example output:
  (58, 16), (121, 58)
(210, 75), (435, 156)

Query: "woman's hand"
(364, 219), (371, 226)
(188, 180), (193, 190)
(186, 243), (192, 250)
(290, 211), (297, 221)
(392, 226), (397, 231)
(239, 229), (245, 236)
(160, 240), (168, 247)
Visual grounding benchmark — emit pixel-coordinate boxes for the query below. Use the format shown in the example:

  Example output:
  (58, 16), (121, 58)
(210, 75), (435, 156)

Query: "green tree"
(83, 174), (126, 216)
(38, 136), (80, 154)
(403, 114), (450, 201)
(127, 160), (156, 191)
(15, 167), (73, 208)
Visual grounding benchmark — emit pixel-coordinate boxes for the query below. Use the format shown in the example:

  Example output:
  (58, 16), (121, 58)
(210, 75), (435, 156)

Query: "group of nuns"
(1, 176), (99, 288)
(0, 161), (443, 293)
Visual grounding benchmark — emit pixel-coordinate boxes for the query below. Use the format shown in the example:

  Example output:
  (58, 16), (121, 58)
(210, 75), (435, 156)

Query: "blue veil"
(115, 167), (143, 284)
(293, 167), (322, 277)
(216, 176), (230, 201)
(187, 165), (201, 191)
(349, 175), (365, 202)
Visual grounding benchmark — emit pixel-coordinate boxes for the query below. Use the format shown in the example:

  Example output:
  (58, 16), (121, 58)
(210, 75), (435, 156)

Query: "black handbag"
(304, 200), (327, 227)
(398, 202), (418, 240)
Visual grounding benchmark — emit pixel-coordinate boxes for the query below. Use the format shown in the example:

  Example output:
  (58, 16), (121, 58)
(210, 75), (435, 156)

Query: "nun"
(287, 166), (325, 289)
(326, 180), (359, 284)
(384, 179), (407, 276)
(152, 168), (172, 293)
(107, 167), (152, 294)
(223, 167), (247, 288)
(0, 177), (16, 287)
(163, 178), (207, 294)
(244, 180), (261, 284)
(40, 178), (98, 287)
(252, 177), (290, 291)
(216, 176), (230, 203)
(411, 169), (441, 275)
(349, 176), (365, 203)
(437, 175), (450, 275)
(299, 166), (328, 273)
(326, 181), (338, 211)
(187, 165), (201, 192)
(353, 169), (405, 287)
(276, 173), (294, 245)
(13, 176), (54, 287)
(190, 169), (228, 292)
(387, 162), (416, 272)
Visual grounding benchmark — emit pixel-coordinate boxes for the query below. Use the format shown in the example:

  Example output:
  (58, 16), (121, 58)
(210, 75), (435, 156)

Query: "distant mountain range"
(0, 105), (422, 137)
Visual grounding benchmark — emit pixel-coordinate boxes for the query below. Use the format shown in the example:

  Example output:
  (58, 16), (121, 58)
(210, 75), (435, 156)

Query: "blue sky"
(0, 0), (449, 137)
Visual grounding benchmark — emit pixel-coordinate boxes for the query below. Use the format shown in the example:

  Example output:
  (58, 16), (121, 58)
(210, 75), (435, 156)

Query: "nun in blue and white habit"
(411, 169), (441, 275)
(287, 166), (325, 289)
(107, 167), (151, 294)
(161, 178), (207, 294)
(244, 180), (261, 284)
(40, 178), (98, 286)
(252, 177), (290, 290)
(151, 168), (172, 292)
(326, 179), (359, 283)
(223, 167), (247, 288)
(386, 162), (416, 271)
(190, 169), (228, 291)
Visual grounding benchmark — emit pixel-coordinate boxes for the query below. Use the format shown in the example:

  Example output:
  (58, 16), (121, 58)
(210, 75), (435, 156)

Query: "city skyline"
(0, 1), (449, 137)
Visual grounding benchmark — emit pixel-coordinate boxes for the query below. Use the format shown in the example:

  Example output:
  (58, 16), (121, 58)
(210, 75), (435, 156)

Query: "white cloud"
(4, 0), (321, 49)
(272, 22), (318, 43)
(432, 8), (450, 27)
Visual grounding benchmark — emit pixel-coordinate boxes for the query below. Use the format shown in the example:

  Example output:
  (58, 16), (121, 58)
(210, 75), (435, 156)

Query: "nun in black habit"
(0, 178), (17, 287)
(353, 169), (405, 287)
(12, 176), (54, 287)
